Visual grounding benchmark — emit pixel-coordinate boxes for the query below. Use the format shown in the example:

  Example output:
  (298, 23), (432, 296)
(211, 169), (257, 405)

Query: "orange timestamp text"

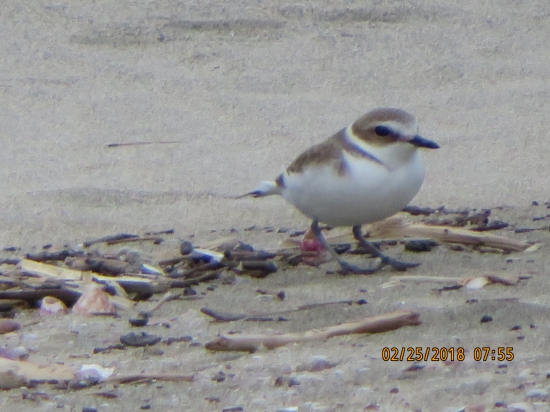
(381, 347), (514, 362)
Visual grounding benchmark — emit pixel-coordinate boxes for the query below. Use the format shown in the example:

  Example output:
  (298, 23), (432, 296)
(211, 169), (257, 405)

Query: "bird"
(240, 108), (439, 274)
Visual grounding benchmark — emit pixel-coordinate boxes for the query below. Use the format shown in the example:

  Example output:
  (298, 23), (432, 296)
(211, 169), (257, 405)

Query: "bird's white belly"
(282, 152), (425, 227)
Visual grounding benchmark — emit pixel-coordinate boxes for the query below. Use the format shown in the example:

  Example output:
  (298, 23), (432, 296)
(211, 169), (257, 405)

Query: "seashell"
(464, 277), (490, 290)
(72, 285), (116, 316)
(39, 296), (68, 316)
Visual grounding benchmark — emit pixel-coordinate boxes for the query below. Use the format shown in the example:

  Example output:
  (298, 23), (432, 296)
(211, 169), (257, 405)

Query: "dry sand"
(1, 0), (550, 411)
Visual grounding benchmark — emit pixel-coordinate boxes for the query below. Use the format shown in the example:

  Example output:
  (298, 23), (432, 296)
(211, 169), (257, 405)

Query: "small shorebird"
(241, 108), (439, 274)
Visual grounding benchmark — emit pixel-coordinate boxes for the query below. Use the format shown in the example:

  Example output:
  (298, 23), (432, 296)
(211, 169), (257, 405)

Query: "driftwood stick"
(106, 236), (164, 246)
(326, 215), (531, 252)
(106, 141), (182, 148)
(205, 310), (421, 352)
(200, 300), (354, 322)
(108, 373), (193, 383)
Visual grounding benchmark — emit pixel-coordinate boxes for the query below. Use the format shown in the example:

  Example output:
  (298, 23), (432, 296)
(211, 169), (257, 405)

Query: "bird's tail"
(236, 180), (282, 198)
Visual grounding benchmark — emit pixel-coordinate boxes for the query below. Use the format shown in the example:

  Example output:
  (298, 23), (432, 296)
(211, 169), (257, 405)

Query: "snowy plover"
(241, 108), (439, 274)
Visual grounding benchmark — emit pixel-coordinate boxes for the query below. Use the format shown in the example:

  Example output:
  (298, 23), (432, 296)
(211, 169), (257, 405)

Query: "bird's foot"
(337, 260), (384, 275)
(380, 256), (421, 272)
(337, 256), (420, 275)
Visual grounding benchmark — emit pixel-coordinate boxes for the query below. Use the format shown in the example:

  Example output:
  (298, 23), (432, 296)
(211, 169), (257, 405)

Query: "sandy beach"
(1, 0), (550, 411)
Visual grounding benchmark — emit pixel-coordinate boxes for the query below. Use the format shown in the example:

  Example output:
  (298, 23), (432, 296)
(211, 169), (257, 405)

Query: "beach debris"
(120, 332), (161, 347)
(0, 319), (20, 334)
(380, 273), (525, 290)
(0, 356), (191, 390)
(296, 356), (338, 372)
(463, 277), (490, 290)
(404, 239), (438, 252)
(0, 357), (75, 389)
(83, 233), (139, 248)
(323, 214), (530, 253)
(200, 307), (247, 322)
(0, 347), (28, 361)
(200, 299), (353, 323)
(238, 260), (278, 277)
(69, 364), (115, 389)
(72, 285), (117, 315)
(39, 296), (68, 315)
(179, 240), (194, 255)
(205, 310), (421, 352)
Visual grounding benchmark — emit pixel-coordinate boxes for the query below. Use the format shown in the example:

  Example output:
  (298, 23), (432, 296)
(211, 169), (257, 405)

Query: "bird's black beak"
(409, 135), (440, 149)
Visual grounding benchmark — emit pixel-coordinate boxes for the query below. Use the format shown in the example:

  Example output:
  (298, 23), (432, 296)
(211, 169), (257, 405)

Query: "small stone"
(404, 239), (438, 252)
(507, 402), (534, 412)
(183, 287), (197, 296)
(510, 325), (521, 331)
(0, 320), (21, 334)
(480, 315), (493, 323)
(211, 371), (225, 382)
(120, 332), (161, 347)
(241, 260), (278, 277)
(297, 356), (338, 372)
(128, 317), (148, 327)
(288, 377), (300, 387)
(518, 369), (534, 379)
(289, 230), (306, 237)
(525, 388), (548, 400)
(390, 387), (399, 394)
(405, 364), (425, 372)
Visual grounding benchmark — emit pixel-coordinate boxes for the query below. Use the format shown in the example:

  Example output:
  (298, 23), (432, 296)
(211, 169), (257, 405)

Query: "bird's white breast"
(281, 148), (426, 227)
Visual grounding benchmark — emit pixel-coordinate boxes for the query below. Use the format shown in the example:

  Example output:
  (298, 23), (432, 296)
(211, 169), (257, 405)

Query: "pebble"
(404, 239), (438, 252)
(299, 402), (335, 412)
(179, 241), (194, 255)
(507, 403), (534, 412)
(120, 332), (161, 347)
(296, 356), (338, 372)
(518, 368), (534, 379)
(480, 315), (493, 323)
(525, 388), (548, 400)
(0, 320), (21, 334)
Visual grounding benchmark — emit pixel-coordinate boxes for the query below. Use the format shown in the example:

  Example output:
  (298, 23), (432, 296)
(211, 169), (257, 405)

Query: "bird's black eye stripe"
(374, 125), (392, 137)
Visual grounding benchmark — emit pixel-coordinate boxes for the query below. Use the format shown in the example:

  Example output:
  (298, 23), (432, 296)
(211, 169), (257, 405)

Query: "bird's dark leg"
(352, 225), (420, 272)
(310, 220), (383, 275)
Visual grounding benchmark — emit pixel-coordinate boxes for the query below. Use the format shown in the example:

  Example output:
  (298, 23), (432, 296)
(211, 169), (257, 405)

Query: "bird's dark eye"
(374, 125), (391, 137)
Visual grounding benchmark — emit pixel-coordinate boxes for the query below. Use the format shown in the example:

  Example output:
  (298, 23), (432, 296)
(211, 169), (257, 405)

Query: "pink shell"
(71, 286), (116, 316)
